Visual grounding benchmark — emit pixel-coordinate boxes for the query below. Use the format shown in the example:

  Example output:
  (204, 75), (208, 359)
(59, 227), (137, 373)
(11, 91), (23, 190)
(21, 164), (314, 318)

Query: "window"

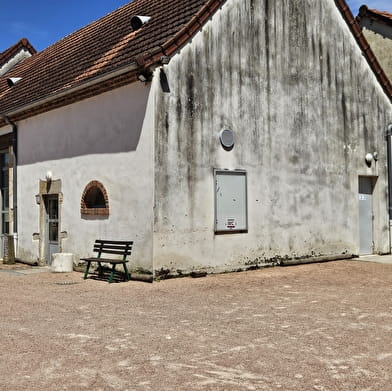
(81, 181), (109, 217)
(214, 169), (248, 233)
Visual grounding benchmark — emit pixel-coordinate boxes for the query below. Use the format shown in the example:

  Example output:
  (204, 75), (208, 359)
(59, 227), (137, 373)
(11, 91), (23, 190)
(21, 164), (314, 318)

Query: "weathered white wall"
(153, 0), (392, 275)
(16, 82), (154, 271)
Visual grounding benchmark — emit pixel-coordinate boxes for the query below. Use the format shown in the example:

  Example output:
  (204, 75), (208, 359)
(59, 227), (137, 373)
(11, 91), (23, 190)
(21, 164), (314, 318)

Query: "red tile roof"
(0, 0), (391, 127)
(0, 0), (224, 124)
(0, 38), (36, 68)
(356, 5), (392, 26)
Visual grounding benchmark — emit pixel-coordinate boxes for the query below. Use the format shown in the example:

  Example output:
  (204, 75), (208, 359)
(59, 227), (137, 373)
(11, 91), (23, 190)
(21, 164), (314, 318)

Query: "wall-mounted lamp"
(365, 153), (373, 166)
(373, 152), (378, 161)
(35, 194), (41, 205)
(45, 170), (53, 183)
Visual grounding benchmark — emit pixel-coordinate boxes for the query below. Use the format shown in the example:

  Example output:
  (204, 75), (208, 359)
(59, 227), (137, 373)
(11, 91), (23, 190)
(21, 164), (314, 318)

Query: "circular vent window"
(219, 129), (235, 150)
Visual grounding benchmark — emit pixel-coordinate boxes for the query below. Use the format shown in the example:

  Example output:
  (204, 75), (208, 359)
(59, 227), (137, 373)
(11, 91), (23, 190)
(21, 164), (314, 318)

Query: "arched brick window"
(81, 181), (109, 217)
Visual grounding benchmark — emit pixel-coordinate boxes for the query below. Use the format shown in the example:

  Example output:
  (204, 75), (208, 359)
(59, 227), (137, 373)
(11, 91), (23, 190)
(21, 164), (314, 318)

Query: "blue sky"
(0, 0), (391, 53)
(0, 1), (129, 52)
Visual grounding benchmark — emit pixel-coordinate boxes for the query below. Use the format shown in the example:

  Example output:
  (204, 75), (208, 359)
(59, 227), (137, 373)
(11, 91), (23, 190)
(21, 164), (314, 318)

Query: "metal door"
(45, 195), (59, 265)
(358, 177), (373, 255)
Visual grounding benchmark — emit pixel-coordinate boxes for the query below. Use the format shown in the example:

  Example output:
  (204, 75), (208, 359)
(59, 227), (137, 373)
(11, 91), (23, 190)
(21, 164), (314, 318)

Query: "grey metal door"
(359, 177), (373, 255)
(45, 195), (59, 265)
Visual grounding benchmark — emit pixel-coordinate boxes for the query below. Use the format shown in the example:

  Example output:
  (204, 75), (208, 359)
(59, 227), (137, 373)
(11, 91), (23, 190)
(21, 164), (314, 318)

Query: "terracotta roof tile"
(0, 0), (224, 118)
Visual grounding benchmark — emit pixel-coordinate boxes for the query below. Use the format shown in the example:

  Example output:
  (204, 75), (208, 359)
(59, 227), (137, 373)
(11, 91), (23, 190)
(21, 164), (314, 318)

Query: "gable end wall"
(152, 0), (392, 274)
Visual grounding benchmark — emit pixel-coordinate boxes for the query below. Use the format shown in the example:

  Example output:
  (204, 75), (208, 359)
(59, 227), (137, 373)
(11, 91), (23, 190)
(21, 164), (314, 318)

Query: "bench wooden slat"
(93, 245), (132, 251)
(95, 240), (133, 245)
(81, 257), (129, 264)
(93, 249), (132, 255)
(94, 243), (132, 249)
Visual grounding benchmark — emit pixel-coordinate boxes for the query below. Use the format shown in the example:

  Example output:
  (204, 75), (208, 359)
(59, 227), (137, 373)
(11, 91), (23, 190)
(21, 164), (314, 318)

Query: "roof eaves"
(335, 0), (392, 101)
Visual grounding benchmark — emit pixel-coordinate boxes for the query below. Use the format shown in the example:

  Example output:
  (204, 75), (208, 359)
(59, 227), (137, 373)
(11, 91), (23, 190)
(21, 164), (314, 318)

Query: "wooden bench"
(81, 240), (133, 283)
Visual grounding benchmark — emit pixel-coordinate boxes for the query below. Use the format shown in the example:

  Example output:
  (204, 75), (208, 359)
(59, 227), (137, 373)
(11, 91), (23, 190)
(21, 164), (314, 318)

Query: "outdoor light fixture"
(373, 152), (379, 161)
(365, 153), (373, 166)
(45, 170), (53, 182)
(35, 194), (41, 205)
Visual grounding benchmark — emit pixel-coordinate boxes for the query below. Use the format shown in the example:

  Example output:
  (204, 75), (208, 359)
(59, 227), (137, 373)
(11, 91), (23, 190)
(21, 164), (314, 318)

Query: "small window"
(81, 181), (109, 217)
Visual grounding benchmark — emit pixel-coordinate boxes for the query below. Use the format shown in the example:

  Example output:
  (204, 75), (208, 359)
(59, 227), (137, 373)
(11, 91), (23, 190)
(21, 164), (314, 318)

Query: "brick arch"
(80, 180), (109, 216)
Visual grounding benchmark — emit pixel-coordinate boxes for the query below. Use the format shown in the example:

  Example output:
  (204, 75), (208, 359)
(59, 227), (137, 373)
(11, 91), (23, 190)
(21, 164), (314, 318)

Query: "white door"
(358, 177), (373, 255)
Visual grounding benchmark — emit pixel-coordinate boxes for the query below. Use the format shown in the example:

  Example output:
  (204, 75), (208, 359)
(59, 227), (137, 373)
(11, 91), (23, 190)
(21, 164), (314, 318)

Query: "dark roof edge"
(335, 0), (392, 101)
(139, 0), (227, 69)
(356, 5), (392, 26)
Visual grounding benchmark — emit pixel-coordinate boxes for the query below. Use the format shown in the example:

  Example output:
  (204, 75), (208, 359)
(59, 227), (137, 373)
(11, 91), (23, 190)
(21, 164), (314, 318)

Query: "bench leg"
(83, 261), (91, 280)
(108, 263), (116, 283)
(97, 262), (104, 278)
(123, 263), (130, 281)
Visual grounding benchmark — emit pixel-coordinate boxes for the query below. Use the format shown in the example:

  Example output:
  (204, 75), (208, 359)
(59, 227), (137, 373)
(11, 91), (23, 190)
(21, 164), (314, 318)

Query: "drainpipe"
(387, 124), (392, 253)
(0, 115), (18, 236)
(387, 124), (392, 219)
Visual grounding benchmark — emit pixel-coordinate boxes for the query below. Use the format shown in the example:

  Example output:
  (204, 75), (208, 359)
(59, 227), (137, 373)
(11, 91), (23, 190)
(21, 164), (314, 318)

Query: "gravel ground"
(0, 260), (392, 390)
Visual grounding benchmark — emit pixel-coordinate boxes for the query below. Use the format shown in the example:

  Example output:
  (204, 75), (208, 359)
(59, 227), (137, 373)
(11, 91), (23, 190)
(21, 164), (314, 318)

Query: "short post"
(3, 234), (15, 265)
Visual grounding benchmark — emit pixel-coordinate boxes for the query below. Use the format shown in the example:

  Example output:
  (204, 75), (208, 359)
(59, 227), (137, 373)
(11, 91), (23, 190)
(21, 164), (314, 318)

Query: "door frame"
(38, 179), (62, 266)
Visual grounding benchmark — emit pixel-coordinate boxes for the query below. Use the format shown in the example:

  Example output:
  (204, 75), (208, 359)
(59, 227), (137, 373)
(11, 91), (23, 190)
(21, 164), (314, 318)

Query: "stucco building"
(0, 0), (391, 277)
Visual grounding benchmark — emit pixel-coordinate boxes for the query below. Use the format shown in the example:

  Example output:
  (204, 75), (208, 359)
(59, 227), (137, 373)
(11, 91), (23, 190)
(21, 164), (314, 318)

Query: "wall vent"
(131, 15), (151, 31)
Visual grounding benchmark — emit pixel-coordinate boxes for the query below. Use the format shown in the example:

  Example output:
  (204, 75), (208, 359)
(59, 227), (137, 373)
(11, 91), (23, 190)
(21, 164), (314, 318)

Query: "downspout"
(0, 115), (17, 236)
(387, 124), (392, 252)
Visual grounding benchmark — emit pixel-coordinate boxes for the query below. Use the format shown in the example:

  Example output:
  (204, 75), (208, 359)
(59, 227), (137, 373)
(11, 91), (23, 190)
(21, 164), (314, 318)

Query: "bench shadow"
(85, 267), (129, 283)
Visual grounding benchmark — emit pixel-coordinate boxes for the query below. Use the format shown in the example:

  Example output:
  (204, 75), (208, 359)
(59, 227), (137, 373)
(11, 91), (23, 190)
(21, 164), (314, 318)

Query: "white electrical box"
(214, 169), (248, 233)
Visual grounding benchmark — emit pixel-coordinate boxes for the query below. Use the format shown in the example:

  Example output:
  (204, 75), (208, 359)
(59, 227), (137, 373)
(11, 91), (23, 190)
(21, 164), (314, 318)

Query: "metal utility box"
(214, 169), (248, 233)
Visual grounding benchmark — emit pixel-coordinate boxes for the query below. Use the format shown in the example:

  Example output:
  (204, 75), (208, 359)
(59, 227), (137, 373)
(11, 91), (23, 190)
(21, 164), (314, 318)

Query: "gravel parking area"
(0, 260), (391, 390)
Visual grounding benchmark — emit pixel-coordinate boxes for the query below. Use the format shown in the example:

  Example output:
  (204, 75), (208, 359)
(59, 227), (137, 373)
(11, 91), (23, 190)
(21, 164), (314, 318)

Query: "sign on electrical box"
(214, 169), (248, 233)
